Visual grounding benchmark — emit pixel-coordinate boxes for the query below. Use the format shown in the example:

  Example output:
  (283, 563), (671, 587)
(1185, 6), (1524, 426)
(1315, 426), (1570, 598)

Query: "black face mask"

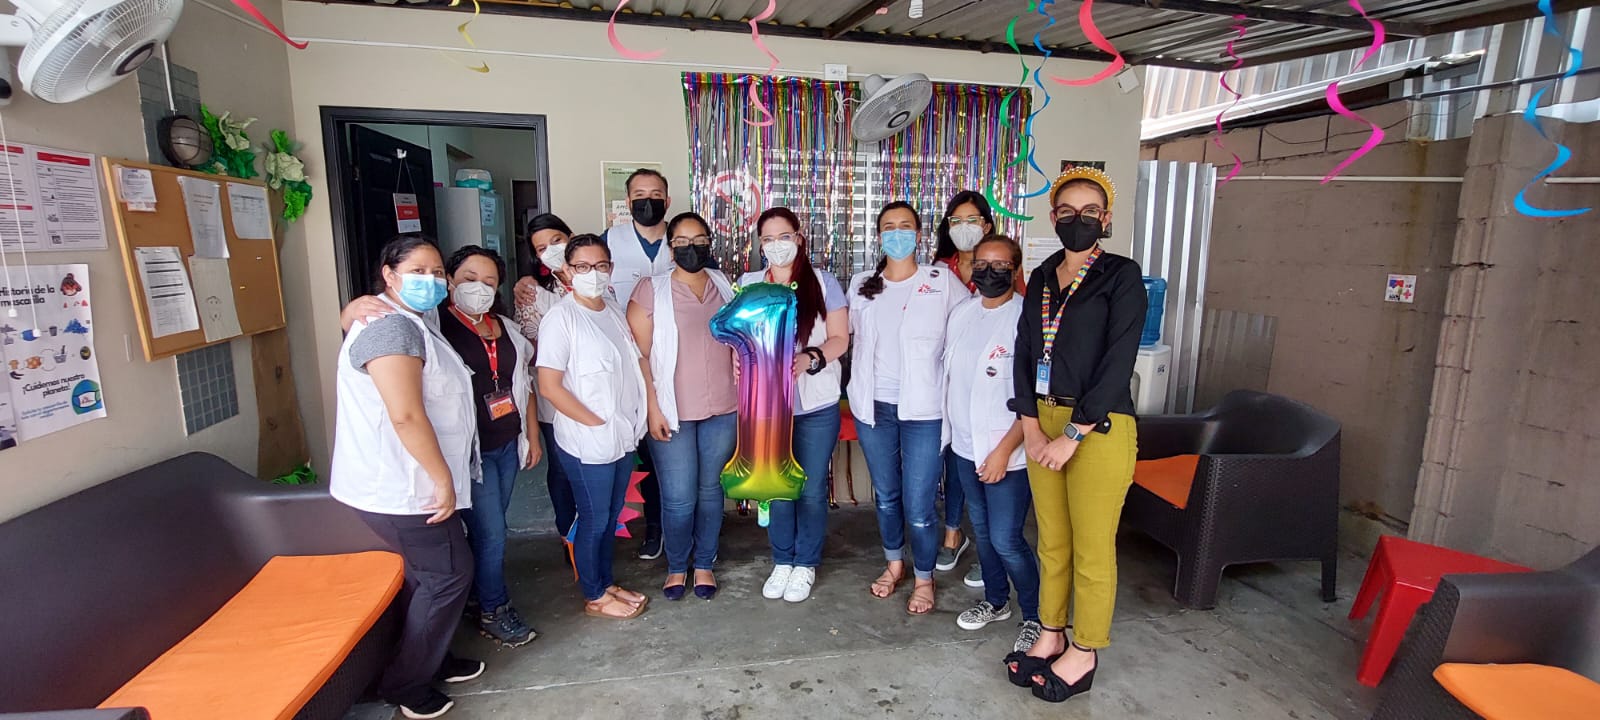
(971, 267), (1014, 299)
(1055, 216), (1105, 252)
(631, 198), (667, 227)
(673, 244), (712, 273)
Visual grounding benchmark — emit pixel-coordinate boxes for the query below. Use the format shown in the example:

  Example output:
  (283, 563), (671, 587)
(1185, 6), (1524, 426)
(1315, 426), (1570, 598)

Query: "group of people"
(328, 166), (1145, 718)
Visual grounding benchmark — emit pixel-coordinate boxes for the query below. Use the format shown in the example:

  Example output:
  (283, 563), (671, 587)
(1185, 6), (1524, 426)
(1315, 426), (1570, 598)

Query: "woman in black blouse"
(1005, 168), (1146, 703)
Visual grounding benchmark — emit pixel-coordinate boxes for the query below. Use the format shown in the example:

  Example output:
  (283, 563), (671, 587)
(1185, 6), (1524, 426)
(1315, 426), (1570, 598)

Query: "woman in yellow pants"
(1007, 167), (1146, 703)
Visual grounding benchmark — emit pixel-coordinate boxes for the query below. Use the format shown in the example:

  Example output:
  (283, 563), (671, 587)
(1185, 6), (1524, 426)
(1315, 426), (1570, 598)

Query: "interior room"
(0, 1), (1595, 719)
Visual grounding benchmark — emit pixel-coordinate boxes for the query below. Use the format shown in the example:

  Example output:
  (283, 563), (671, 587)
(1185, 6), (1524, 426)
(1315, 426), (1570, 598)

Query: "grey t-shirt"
(348, 314), (426, 372)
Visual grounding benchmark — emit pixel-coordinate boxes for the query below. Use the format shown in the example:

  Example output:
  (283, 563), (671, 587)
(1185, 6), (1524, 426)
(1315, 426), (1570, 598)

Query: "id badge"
(1035, 360), (1052, 396)
(484, 388), (516, 420)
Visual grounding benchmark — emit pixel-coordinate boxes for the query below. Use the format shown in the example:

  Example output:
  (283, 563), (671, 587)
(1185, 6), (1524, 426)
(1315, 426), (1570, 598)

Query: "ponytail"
(858, 258), (889, 300)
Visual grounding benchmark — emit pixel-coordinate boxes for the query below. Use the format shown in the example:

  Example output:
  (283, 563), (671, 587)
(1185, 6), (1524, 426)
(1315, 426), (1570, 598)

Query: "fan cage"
(22, 0), (181, 103)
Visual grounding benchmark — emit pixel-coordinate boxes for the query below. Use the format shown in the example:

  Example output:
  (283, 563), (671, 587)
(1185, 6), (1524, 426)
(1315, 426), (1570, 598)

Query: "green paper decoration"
(264, 129), (313, 223)
(199, 105), (257, 179)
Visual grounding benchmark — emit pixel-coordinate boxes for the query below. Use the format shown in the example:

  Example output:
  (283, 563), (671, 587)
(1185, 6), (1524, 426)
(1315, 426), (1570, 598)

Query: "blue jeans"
(947, 450), (1040, 620)
(539, 422), (575, 538)
(461, 439), (520, 612)
(556, 443), (633, 602)
(942, 460), (967, 533)
(854, 402), (943, 580)
(648, 412), (736, 575)
(768, 404), (841, 568)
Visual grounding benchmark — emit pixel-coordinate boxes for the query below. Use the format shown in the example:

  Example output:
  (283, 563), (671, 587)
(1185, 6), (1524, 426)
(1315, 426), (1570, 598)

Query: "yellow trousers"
(1027, 404), (1137, 648)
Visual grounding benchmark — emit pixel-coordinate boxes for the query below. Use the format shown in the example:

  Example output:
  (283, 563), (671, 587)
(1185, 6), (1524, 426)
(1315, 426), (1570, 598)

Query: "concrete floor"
(349, 506), (1385, 720)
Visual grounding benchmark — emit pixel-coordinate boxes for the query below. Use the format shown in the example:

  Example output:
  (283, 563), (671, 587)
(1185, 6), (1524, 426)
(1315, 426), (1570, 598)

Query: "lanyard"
(1039, 246), (1104, 360)
(450, 307), (500, 384)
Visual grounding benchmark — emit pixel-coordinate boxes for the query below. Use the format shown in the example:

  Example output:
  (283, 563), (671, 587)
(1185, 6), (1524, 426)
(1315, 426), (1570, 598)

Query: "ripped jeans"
(854, 401), (944, 581)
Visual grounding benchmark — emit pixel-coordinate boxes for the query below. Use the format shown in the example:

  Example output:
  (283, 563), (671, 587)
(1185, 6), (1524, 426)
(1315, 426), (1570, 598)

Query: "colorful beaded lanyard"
(1038, 246), (1104, 361)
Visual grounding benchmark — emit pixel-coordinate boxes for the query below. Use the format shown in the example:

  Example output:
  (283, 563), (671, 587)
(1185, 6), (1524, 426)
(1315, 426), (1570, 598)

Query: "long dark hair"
(374, 234), (440, 294)
(526, 213), (573, 293)
(445, 244), (507, 315)
(858, 201), (921, 300)
(933, 190), (995, 261)
(756, 207), (826, 343)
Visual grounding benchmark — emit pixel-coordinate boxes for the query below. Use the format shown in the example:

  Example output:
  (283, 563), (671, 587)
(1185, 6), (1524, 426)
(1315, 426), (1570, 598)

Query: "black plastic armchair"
(1370, 547), (1600, 719)
(1124, 390), (1342, 609)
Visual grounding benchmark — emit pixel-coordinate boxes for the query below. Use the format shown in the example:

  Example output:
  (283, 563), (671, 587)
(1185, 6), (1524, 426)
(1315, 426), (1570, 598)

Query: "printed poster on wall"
(601, 161), (662, 229)
(0, 263), (106, 442)
(0, 143), (107, 252)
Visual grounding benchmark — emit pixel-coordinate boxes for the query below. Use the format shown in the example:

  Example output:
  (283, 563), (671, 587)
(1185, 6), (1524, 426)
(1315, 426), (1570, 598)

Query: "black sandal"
(1030, 643), (1097, 703)
(1003, 651), (1061, 688)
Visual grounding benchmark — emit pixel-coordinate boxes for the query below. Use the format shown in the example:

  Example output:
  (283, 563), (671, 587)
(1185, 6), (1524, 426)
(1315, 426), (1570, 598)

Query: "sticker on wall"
(1385, 274), (1416, 304)
(393, 193), (422, 234)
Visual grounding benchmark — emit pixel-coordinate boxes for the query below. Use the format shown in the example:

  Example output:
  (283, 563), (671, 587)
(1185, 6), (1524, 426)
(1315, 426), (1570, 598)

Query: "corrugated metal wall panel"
(1132, 160), (1215, 414)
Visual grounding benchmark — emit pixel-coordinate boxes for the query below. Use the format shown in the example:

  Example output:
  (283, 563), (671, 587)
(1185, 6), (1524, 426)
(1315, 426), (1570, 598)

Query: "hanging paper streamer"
(439, 0), (490, 73)
(1514, 0), (1591, 218)
(609, 0), (665, 61)
(1321, 1), (1385, 183)
(710, 283), (807, 517)
(984, 12), (1036, 222)
(743, 0), (781, 127)
(231, 0), (307, 50)
(1212, 16), (1248, 187)
(1050, 0), (1124, 87)
(1017, 0), (1058, 199)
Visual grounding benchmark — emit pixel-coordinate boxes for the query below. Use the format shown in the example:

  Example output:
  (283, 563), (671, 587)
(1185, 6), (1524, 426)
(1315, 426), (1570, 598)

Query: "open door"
(344, 125), (437, 299)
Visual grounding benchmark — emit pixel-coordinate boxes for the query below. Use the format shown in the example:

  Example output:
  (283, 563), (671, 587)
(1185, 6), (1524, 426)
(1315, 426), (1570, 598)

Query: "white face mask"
(762, 239), (798, 268)
(949, 223), (985, 252)
(572, 270), (610, 299)
(540, 242), (567, 271)
(451, 280), (496, 315)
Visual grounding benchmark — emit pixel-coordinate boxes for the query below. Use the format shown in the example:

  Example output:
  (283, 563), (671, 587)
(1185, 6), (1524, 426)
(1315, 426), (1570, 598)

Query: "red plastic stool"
(1349, 535), (1531, 686)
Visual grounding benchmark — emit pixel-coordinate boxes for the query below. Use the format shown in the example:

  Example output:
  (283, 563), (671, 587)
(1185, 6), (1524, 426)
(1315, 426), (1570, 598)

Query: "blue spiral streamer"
(1514, 0), (1590, 218)
(1018, 0), (1057, 198)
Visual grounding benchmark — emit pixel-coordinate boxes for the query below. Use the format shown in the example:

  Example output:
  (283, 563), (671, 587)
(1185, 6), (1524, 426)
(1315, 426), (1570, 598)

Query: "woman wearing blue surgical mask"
(330, 235), (485, 720)
(848, 202), (972, 616)
(439, 245), (541, 649)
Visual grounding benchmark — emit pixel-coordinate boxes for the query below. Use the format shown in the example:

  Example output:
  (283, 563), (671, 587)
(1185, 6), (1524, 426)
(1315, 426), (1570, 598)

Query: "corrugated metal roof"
(335, 0), (1598, 70)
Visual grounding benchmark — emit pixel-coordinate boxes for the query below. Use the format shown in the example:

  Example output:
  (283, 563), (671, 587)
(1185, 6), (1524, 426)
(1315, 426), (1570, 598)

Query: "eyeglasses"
(972, 260), (1016, 272)
(569, 261), (614, 275)
(949, 216), (986, 225)
(758, 232), (798, 245)
(669, 235), (711, 248)
(1051, 205), (1106, 223)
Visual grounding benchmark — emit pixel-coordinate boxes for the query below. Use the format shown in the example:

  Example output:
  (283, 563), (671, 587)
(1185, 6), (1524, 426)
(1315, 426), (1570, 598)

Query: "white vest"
(738, 269), (843, 416)
(647, 269), (734, 431)
(846, 264), (968, 427)
(542, 295), (649, 464)
(606, 223), (675, 307)
(331, 297), (479, 515)
(941, 295), (1027, 472)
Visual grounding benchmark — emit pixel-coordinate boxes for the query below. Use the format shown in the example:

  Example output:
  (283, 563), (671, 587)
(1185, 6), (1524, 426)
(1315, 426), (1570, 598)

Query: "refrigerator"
(435, 186), (512, 304)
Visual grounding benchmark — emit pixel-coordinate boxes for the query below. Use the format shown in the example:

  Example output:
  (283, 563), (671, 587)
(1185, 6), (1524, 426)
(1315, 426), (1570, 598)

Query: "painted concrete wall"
(1413, 114), (1600, 568)
(0, 1), (295, 521)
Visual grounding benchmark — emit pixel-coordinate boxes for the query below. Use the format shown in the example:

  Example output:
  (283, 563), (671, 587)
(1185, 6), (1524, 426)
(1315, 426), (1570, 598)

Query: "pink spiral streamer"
(1321, 0), (1386, 184)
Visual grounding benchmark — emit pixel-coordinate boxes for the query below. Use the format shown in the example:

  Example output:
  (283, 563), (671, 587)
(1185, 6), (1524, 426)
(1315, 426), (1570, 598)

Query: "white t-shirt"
(535, 300), (643, 437)
(871, 276), (918, 403)
(945, 303), (1005, 460)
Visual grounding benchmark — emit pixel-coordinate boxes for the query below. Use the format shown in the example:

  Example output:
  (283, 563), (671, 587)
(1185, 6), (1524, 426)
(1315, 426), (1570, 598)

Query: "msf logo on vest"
(915, 283), (940, 295)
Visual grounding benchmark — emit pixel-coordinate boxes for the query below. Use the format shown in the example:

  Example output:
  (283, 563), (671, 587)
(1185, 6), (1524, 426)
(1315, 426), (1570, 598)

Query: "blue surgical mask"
(881, 229), (918, 260)
(398, 273), (448, 312)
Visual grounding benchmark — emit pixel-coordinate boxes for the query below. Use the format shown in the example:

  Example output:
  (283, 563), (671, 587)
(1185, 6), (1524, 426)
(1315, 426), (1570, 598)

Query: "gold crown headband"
(1049, 166), (1117, 209)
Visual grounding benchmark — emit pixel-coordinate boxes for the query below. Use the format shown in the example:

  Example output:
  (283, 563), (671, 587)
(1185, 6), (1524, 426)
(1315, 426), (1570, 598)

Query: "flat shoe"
(694, 583), (718, 600)
(663, 583), (687, 601)
(584, 597), (644, 620)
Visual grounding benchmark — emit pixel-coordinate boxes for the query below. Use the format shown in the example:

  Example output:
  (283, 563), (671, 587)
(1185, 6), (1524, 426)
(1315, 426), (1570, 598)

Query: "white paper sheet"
(0, 143), (107, 252)
(178, 176), (228, 258)
(226, 182), (272, 240)
(133, 247), (200, 338)
(0, 263), (106, 442)
(188, 257), (242, 342)
(1023, 237), (1061, 275)
(116, 166), (157, 212)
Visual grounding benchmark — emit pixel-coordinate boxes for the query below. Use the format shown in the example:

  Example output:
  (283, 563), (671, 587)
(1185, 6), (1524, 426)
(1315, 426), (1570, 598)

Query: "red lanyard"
(1039, 246), (1104, 360)
(450, 307), (500, 384)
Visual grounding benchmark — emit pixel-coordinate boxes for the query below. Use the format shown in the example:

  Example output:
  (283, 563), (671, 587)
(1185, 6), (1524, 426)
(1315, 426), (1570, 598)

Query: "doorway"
(320, 107), (551, 305)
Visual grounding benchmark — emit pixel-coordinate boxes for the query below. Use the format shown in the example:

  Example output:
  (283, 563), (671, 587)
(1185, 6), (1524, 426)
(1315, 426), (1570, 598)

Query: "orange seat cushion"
(1133, 454), (1201, 509)
(1434, 663), (1600, 720)
(100, 551), (404, 720)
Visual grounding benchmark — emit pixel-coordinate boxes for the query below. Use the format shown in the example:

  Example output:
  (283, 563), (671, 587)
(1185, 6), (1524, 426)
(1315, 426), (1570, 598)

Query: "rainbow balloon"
(709, 282), (806, 524)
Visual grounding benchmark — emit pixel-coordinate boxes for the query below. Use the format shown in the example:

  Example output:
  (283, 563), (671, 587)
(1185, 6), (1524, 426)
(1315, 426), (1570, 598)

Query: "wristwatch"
(1062, 423), (1086, 442)
(803, 347), (826, 375)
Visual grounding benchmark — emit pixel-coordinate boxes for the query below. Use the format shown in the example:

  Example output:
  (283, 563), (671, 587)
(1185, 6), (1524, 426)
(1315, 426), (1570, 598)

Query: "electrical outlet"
(1115, 68), (1140, 94)
(824, 64), (848, 81)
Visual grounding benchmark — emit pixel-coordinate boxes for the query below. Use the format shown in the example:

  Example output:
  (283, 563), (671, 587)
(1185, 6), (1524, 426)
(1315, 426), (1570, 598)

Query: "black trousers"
(357, 510), (474, 705)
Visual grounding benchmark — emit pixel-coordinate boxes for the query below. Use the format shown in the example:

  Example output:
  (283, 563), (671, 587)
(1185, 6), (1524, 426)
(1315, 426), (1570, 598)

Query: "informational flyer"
(116, 166), (157, 212)
(178, 176), (228, 258)
(0, 263), (106, 442)
(0, 143), (106, 252)
(1023, 236), (1061, 275)
(133, 246), (200, 338)
(0, 386), (16, 451)
(601, 161), (661, 228)
(188, 257), (242, 342)
(225, 182), (272, 240)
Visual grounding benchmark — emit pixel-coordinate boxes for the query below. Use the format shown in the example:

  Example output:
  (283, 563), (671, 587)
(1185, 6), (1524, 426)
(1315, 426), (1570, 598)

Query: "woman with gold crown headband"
(1004, 167), (1146, 703)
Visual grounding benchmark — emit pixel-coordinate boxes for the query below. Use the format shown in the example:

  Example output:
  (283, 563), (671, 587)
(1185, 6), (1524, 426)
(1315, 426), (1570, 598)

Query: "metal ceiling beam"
(826, 0), (894, 39)
(1093, 0), (1426, 38)
(1420, 0), (1600, 36)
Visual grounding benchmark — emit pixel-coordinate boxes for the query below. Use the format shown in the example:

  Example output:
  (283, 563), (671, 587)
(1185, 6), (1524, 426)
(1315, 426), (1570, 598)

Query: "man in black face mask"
(606, 169), (677, 305)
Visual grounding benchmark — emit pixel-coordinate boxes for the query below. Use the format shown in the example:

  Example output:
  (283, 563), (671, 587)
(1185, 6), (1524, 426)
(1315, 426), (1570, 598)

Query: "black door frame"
(320, 106), (551, 303)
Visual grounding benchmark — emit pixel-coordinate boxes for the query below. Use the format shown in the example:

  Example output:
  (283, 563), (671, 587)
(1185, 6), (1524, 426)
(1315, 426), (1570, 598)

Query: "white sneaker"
(956, 600), (1012, 630)
(763, 565), (794, 599)
(783, 567), (816, 603)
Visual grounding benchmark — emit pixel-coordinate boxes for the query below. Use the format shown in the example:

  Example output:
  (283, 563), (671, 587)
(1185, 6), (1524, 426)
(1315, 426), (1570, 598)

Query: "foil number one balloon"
(709, 282), (807, 527)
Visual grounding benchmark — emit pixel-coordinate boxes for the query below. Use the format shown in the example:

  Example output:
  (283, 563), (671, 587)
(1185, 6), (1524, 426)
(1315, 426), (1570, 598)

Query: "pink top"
(631, 275), (738, 422)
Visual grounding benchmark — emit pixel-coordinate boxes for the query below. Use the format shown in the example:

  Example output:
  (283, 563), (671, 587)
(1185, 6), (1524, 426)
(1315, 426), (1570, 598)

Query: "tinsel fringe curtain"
(682, 73), (1031, 278)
